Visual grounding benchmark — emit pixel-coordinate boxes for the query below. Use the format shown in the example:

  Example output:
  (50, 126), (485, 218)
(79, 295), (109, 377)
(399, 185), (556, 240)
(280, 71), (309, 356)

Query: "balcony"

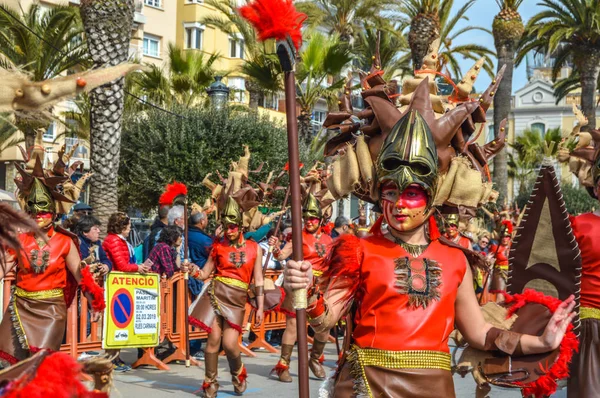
(133, 0), (147, 27)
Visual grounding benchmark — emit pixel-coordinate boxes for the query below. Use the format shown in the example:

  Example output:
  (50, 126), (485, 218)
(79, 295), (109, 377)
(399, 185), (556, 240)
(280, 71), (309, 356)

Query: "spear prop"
(240, 2), (309, 396)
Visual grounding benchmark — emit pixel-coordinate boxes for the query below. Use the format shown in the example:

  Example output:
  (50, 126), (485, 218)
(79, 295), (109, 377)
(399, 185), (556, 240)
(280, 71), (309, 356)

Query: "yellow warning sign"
(102, 272), (160, 349)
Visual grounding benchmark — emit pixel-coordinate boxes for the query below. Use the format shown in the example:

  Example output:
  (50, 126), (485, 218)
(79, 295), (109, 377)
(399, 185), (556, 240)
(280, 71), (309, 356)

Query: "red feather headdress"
(501, 219), (513, 235)
(239, 0), (307, 50)
(159, 182), (188, 206)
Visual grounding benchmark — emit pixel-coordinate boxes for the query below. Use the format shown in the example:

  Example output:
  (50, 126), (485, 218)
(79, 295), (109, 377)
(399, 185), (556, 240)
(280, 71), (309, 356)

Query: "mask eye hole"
(381, 157), (431, 177)
(381, 157), (403, 171)
(410, 162), (431, 177)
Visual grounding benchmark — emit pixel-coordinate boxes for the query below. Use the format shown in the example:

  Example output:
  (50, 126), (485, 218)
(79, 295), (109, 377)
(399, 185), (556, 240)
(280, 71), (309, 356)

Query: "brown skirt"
(567, 318), (600, 398)
(330, 360), (455, 398)
(188, 279), (247, 334)
(0, 293), (67, 368)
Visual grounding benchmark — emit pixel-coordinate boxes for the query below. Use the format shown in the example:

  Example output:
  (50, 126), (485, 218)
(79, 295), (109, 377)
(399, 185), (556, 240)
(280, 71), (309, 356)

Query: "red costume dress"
(279, 229), (332, 317)
(188, 238), (258, 333)
(568, 213), (600, 397)
(318, 225), (466, 397)
(0, 227), (102, 368)
(489, 242), (510, 293)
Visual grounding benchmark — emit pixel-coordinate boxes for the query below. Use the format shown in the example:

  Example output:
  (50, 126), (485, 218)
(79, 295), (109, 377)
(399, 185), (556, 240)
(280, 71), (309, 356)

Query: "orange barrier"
(1, 270), (291, 370)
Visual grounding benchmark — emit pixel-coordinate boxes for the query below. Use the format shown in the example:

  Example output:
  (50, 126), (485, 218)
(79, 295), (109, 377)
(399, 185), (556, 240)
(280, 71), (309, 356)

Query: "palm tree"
(0, 3), (88, 149)
(296, 32), (352, 143)
(60, 94), (91, 141)
(132, 44), (220, 108)
(297, 0), (399, 44)
(492, 0), (525, 201)
(0, 114), (24, 156)
(79, 0), (135, 229)
(403, 0), (494, 77)
(404, 0), (441, 69)
(353, 26), (410, 80)
(517, 0), (600, 130)
(553, 68), (600, 106)
(198, 0), (281, 109)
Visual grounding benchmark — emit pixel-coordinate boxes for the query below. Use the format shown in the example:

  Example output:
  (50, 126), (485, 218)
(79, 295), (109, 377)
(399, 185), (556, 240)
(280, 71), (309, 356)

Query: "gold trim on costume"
(214, 276), (248, 290)
(348, 345), (452, 398)
(580, 306), (600, 320)
(14, 287), (64, 299)
(312, 270), (323, 278)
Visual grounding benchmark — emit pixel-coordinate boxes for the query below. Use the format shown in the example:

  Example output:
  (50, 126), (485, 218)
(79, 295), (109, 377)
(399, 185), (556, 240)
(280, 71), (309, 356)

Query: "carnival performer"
(284, 69), (576, 396)
(186, 196), (264, 398)
(560, 127), (600, 398)
(269, 193), (333, 382)
(440, 205), (472, 249)
(0, 152), (104, 369)
(488, 220), (512, 302)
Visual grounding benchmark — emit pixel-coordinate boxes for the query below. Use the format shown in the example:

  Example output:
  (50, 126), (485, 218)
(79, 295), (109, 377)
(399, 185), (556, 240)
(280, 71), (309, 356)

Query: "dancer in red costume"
(269, 193), (333, 382)
(441, 205), (472, 250)
(187, 196), (264, 398)
(0, 153), (104, 369)
(488, 220), (512, 302)
(284, 83), (577, 397)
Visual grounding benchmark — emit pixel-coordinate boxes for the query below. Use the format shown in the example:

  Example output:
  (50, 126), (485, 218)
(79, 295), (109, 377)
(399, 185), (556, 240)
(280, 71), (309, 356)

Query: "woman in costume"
(284, 79), (577, 397)
(269, 193), (333, 382)
(187, 196), (264, 398)
(0, 154), (104, 369)
(488, 220), (512, 302)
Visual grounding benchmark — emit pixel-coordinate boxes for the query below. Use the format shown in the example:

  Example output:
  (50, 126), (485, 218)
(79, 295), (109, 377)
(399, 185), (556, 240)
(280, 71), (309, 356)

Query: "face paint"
(501, 236), (511, 246)
(34, 211), (54, 230)
(225, 224), (241, 242)
(446, 225), (459, 239)
(381, 183), (430, 233)
(304, 217), (321, 234)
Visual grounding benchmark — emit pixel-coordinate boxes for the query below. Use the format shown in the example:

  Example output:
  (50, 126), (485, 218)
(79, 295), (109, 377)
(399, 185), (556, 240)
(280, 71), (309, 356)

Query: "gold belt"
(354, 346), (451, 371)
(14, 287), (63, 299)
(313, 270), (323, 278)
(580, 306), (600, 320)
(214, 276), (248, 290)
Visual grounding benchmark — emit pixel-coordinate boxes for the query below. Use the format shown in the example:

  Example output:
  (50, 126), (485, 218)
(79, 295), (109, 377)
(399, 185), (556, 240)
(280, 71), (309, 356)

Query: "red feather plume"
(239, 0), (307, 50)
(501, 219), (513, 235)
(159, 182), (188, 206)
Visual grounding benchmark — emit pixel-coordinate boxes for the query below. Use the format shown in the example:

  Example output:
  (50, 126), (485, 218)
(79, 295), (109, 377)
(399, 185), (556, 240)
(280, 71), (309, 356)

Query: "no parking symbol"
(111, 289), (133, 328)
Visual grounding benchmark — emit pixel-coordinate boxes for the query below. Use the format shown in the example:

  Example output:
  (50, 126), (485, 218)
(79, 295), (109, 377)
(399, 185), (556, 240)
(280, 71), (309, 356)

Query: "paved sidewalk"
(111, 344), (567, 397)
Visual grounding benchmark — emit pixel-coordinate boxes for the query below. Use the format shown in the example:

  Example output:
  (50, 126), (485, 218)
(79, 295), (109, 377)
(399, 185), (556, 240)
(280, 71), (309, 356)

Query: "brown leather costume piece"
(0, 294), (67, 366)
(189, 280), (248, 332)
(333, 362), (455, 398)
(568, 318), (600, 398)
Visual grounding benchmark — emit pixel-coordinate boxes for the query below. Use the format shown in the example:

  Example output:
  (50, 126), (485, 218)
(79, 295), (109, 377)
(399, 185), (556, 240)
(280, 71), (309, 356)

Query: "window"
(43, 122), (56, 142)
(185, 27), (203, 50)
(186, 0), (203, 3)
(228, 77), (246, 103)
(258, 92), (279, 110)
(65, 137), (89, 159)
(312, 110), (327, 124)
(229, 36), (244, 59)
(144, 0), (161, 7)
(143, 34), (160, 58)
(487, 124), (495, 143)
(531, 122), (546, 136)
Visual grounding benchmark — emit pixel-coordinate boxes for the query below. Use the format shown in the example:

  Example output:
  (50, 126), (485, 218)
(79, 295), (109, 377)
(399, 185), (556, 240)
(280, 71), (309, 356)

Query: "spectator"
(63, 202), (93, 231)
(103, 212), (151, 273)
(188, 211), (212, 268)
(330, 216), (350, 239)
(143, 205), (170, 260)
(149, 225), (182, 278)
(102, 212), (152, 372)
(473, 232), (493, 254)
(76, 215), (112, 276)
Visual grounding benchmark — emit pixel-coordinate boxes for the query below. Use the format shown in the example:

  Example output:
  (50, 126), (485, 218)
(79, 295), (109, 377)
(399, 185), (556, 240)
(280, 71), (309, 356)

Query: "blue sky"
(451, 0), (541, 94)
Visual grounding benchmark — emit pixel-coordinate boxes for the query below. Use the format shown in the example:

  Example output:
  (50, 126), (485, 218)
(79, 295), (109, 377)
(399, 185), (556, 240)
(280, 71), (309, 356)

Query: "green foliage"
(561, 183), (597, 215)
(353, 26), (410, 79)
(0, 114), (24, 155)
(119, 107), (313, 213)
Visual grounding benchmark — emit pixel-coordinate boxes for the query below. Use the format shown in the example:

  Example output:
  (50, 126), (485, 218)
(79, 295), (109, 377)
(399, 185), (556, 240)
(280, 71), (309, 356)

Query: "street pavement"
(112, 343), (567, 398)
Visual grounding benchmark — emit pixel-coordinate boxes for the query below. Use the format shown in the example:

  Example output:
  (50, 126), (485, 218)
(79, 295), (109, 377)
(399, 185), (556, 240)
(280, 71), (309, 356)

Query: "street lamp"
(206, 76), (230, 110)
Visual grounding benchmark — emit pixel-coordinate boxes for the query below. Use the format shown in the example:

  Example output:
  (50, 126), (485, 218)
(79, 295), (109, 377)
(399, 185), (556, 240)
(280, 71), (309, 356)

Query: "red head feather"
(239, 0), (307, 50)
(502, 219), (513, 235)
(159, 182), (188, 206)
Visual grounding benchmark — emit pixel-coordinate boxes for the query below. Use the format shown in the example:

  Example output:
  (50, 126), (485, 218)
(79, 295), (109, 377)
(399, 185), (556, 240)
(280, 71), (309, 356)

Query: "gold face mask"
(26, 179), (55, 215)
(221, 196), (243, 226)
(376, 110), (438, 210)
(302, 193), (322, 220)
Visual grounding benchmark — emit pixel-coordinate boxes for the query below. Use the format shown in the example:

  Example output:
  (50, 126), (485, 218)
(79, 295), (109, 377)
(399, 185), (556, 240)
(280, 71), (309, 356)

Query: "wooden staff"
(183, 200), (191, 367)
(262, 187), (291, 274)
(278, 38), (310, 398)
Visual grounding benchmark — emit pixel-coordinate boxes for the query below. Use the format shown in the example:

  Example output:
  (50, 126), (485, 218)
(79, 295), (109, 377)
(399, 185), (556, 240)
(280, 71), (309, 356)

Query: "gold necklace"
(391, 235), (429, 257)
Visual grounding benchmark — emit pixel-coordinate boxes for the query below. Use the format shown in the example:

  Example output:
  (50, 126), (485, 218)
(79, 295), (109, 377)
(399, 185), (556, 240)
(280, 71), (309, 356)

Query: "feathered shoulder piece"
(239, 0), (307, 50)
(322, 234), (363, 306)
(159, 182), (188, 206)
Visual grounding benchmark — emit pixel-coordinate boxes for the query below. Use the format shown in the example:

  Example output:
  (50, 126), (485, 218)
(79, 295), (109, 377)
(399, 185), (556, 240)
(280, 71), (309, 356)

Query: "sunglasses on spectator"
(480, 240), (489, 245)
